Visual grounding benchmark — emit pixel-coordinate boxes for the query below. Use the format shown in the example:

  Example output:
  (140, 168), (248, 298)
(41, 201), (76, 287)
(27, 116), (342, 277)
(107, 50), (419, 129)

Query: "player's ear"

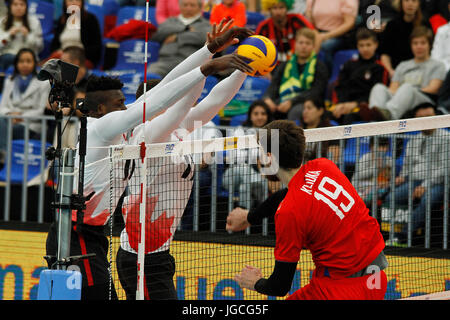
(97, 103), (107, 116)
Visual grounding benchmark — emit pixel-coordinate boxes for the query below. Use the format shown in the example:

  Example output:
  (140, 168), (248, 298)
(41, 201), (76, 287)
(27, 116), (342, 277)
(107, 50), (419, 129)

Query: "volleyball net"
(107, 115), (450, 300)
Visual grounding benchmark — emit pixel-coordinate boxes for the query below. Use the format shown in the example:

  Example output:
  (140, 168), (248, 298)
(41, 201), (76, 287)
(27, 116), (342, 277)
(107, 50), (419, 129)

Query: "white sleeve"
(133, 45), (213, 106)
(138, 78), (206, 144)
(90, 67), (206, 144)
(180, 70), (247, 132)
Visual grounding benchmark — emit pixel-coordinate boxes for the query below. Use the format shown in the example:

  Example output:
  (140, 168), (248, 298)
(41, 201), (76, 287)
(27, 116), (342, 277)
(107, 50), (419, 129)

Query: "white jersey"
(72, 46), (214, 226)
(120, 70), (247, 254)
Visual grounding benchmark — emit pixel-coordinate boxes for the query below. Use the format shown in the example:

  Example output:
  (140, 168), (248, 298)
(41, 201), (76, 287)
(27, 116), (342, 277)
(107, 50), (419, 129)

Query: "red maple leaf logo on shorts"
(125, 195), (174, 253)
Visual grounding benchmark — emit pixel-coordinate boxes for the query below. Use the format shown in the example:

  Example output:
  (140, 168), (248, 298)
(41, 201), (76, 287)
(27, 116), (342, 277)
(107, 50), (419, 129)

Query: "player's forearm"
(247, 188), (288, 225)
(135, 45), (214, 106)
(180, 70), (247, 132)
(96, 68), (206, 142)
(254, 260), (297, 296)
(143, 79), (206, 143)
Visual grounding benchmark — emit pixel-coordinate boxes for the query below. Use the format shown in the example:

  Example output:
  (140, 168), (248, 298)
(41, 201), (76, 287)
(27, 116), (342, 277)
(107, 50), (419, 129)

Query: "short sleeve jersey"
(274, 158), (385, 279)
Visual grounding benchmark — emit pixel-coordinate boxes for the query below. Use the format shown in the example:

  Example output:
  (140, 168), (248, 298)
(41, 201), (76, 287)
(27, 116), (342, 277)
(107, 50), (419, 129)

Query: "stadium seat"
(203, 11), (211, 20)
(198, 76), (219, 102)
(119, 72), (144, 104)
(0, 140), (52, 185)
(116, 6), (158, 27)
(85, 3), (105, 36)
(234, 76), (270, 103)
(230, 114), (247, 127)
(28, 0), (54, 59)
(111, 39), (160, 73)
(329, 49), (359, 84)
(343, 135), (371, 167)
(28, 0), (54, 36)
(246, 11), (266, 31)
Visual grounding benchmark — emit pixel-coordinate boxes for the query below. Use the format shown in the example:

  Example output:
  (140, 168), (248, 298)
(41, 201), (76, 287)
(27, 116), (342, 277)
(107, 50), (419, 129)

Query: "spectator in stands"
(222, 100), (273, 211)
(384, 103), (450, 244)
(0, 0), (43, 72)
(290, 0), (307, 15)
(331, 28), (389, 124)
(378, 0), (429, 79)
(352, 136), (392, 206)
(263, 28), (328, 121)
(0, 48), (51, 164)
(421, 0), (450, 22)
(49, 0), (102, 69)
(431, 1), (450, 114)
(0, 1), (6, 19)
(149, 0), (211, 77)
(359, 0), (401, 33)
(241, 99), (274, 128)
(299, 96), (340, 163)
(210, 0), (247, 28)
(156, 0), (180, 25)
(364, 26), (446, 121)
(305, 0), (359, 74)
(256, 0), (314, 63)
(431, 1), (450, 72)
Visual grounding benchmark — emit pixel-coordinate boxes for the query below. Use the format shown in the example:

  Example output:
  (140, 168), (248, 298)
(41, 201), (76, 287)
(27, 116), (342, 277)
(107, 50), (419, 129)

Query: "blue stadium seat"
(28, 0), (54, 36)
(343, 136), (371, 167)
(119, 72), (144, 105)
(28, 0), (54, 59)
(112, 39), (160, 73)
(37, 269), (82, 300)
(246, 11), (266, 31)
(85, 3), (105, 36)
(0, 140), (52, 184)
(198, 76), (218, 102)
(230, 114), (247, 127)
(203, 11), (211, 20)
(234, 76), (270, 103)
(116, 6), (158, 27)
(92, 0), (120, 16)
(329, 49), (359, 84)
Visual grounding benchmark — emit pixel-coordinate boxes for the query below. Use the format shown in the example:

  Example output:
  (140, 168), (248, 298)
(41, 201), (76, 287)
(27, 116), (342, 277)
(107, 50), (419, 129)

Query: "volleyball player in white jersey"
(116, 24), (254, 300)
(45, 21), (253, 300)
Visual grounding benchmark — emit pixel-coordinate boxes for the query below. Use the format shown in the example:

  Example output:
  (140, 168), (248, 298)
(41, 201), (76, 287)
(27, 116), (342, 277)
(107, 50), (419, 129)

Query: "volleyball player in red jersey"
(230, 120), (388, 300)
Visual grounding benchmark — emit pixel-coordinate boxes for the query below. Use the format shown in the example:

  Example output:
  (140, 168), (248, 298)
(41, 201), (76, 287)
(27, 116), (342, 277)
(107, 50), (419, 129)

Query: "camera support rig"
(37, 60), (95, 275)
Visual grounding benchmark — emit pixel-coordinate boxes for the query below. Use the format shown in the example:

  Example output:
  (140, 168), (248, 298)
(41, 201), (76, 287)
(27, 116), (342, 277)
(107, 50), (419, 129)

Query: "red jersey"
(274, 158), (385, 280)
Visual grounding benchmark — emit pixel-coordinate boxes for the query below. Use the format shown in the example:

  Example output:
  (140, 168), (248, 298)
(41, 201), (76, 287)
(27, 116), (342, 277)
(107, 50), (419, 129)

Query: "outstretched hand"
(200, 52), (253, 76)
(207, 18), (254, 53)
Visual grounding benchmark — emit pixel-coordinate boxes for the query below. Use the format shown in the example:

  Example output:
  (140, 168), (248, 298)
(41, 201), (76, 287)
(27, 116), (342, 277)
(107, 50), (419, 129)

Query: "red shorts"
(286, 271), (387, 300)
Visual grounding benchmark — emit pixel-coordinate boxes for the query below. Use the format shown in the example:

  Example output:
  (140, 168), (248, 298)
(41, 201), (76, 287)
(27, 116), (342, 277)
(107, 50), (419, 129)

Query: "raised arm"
(134, 21), (254, 106)
(135, 54), (254, 144)
(180, 70), (247, 132)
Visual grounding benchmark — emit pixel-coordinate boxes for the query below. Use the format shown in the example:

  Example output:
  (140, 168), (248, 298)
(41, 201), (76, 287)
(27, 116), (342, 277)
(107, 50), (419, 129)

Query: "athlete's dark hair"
(85, 75), (124, 112)
(260, 120), (306, 170)
(135, 79), (161, 100)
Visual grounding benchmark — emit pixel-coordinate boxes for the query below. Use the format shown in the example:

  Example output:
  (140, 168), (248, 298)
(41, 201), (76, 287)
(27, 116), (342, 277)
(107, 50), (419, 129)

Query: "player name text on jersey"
(300, 170), (322, 195)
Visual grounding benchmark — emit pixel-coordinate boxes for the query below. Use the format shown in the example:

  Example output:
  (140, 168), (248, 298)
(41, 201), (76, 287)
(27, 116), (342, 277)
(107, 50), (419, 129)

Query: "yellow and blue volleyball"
(236, 35), (278, 77)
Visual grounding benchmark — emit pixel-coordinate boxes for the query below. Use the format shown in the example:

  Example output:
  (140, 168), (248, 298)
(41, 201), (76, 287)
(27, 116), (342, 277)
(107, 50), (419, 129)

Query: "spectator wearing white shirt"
(431, 1), (450, 114)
